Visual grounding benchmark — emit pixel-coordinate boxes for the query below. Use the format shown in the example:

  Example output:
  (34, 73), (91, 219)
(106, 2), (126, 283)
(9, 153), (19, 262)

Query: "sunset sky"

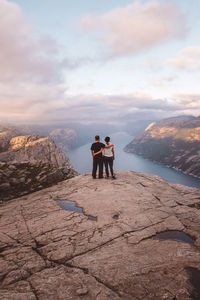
(1, 0), (200, 125)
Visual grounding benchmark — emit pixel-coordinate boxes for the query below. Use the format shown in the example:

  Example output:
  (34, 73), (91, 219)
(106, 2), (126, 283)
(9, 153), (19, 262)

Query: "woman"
(93, 136), (116, 179)
(103, 136), (116, 179)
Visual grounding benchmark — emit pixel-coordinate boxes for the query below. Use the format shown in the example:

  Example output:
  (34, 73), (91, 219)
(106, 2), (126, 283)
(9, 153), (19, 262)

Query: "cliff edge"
(124, 116), (200, 178)
(0, 171), (200, 299)
(0, 126), (77, 201)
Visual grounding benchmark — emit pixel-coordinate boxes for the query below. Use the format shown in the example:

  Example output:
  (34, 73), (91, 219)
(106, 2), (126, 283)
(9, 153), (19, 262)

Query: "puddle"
(185, 266), (200, 300)
(56, 200), (97, 221)
(154, 230), (194, 244)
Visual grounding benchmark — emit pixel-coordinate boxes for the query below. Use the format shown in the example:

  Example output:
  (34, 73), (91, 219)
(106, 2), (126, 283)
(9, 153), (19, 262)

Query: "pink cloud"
(0, 0), (70, 122)
(167, 46), (200, 70)
(0, 0), (63, 83)
(81, 0), (186, 57)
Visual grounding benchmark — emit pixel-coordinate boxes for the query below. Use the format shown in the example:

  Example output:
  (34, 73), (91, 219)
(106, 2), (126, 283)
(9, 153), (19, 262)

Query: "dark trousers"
(104, 156), (114, 177)
(92, 157), (103, 178)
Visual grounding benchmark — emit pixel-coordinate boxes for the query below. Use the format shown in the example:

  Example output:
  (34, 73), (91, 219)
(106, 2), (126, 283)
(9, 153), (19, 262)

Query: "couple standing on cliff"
(90, 135), (116, 179)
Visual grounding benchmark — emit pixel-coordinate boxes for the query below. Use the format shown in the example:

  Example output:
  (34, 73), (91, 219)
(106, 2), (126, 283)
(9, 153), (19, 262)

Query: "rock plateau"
(0, 171), (200, 299)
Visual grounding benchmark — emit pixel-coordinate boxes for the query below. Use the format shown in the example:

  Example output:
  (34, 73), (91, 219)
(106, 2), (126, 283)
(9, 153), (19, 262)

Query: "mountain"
(0, 126), (77, 201)
(0, 171), (200, 299)
(124, 116), (200, 178)
(0, 125), (20, 152)
(49, 128), (77, 152)
(13, 122), (125, 148)
(6, 124), (79, 151)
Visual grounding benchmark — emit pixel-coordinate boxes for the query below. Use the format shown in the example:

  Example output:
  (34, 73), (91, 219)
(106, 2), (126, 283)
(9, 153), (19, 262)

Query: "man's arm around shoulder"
(104, 143), (113, 148)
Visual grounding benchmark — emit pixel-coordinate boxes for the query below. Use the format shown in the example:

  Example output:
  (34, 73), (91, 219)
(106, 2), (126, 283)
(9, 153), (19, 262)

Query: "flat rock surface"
(1, 171), (200, 299)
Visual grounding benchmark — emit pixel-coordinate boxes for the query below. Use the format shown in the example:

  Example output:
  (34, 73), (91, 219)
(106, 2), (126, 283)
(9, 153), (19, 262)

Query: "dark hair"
(95, 135), (100, 141)
(105, 136), (110, 143)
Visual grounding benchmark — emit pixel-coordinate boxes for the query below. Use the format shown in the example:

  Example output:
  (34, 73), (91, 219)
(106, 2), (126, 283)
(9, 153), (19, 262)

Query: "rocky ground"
(0, 171), (200, 299)
(0, 161), (76, 201)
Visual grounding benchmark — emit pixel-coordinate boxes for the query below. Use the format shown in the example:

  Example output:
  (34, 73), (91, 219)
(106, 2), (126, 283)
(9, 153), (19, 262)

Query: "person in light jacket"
(103, 136), (116, 179)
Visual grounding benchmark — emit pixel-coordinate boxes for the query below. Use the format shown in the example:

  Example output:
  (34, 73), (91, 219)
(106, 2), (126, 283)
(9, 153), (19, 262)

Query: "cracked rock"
(0, 171), (200, 299)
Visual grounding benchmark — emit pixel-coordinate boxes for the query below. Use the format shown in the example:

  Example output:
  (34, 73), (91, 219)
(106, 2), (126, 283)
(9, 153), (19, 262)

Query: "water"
(68, 131), (200, 189)
(56, 200), (97, 221)
(154, 230), (194, 244)
(186, 267), (200, 300)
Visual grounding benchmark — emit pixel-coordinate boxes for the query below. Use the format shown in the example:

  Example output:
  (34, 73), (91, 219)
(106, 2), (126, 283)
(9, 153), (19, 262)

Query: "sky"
(1, 0), (200, 125)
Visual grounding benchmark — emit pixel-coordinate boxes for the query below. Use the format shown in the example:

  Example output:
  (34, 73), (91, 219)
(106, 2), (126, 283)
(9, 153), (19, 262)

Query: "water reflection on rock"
(56, 199), (97, 221)
(154, 230), (195, 244)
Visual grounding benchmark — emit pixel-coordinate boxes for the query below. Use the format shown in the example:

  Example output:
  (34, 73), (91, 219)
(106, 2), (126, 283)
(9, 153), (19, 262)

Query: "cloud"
(167, 46), (200, 71)
(150, 75), (177, 87)
(13, 93), (197, 125)
(0, 0), (67, 84)
(81, 0), (186, 58)
(0, 0), (102, 125)
(172, 94), (200, 110)
(0, 0), (197, 126)
(1, 83), (199, 124)
(0, 0), (75, 123)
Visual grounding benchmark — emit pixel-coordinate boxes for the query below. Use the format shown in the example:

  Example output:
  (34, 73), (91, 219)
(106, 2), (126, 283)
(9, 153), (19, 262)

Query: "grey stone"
(0, 171), (200, 299)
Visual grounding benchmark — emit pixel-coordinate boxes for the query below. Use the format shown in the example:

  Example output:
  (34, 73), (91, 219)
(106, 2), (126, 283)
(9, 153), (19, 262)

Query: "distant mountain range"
(3, 124), (78, 152)
(124, 116), (200, 178)
(49, 128), (77, 152)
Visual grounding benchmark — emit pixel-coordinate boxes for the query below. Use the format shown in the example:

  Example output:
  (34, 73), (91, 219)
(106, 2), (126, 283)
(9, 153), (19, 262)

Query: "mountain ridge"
(124, 116), (200, 178)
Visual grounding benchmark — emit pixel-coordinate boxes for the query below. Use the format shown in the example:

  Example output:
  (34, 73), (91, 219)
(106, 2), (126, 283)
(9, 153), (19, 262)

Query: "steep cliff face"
(49, 128), (77, 152)
(0, 125), (20, 152)
(1, 171), (200, 299)
(0, 127), (77, 201)
(124, 116), (200, 178)
(0, 135), (73, 168)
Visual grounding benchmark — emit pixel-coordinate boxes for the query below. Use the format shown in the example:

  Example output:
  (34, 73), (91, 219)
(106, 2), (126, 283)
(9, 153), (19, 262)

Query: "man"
(90, 135), (113, 179)
(90, 135), (105, 179)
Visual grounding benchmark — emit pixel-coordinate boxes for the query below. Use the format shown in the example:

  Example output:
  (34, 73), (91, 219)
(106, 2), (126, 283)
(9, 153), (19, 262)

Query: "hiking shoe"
(112, 175), (116, 179)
